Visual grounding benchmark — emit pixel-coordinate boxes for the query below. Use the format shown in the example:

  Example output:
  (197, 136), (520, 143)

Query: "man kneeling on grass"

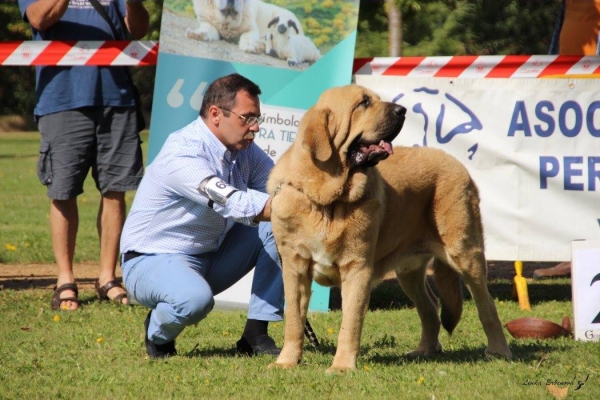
(120, 74), (283, 358)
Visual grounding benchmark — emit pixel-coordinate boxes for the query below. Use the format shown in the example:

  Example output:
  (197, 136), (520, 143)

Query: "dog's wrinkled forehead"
(316, 85), (380, 110)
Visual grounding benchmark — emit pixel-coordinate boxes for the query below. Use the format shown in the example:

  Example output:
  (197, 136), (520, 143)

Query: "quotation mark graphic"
(166, 80), (208, 110)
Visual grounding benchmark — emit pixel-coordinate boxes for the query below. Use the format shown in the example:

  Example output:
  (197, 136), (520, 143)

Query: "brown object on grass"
(505, 316), (571, 339)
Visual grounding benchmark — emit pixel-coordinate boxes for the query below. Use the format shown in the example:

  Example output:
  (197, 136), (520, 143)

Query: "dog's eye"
(360, 96), (371, 107)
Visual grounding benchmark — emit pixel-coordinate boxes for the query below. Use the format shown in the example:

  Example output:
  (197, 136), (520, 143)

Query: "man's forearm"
(254, 197), (272, 222)
(124, 0), (150, 39)
(25, 0), (70, 31)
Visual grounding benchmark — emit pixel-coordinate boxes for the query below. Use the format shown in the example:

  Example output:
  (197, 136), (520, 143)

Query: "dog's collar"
(272, 181), (305, 198)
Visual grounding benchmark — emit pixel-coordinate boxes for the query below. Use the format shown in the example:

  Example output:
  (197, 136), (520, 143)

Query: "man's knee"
(174, 291), (215, 326)
(103, 191), (125, 201)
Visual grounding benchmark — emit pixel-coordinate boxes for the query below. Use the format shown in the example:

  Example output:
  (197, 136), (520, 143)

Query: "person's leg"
(94, 107), (143, 303)
(248, 222), (284, 321)
(202, 223), (283, 316)
(50, 198), (79, 310)
(96, 191), (128, 303)
(241, 222), (284, 354)
(38, 110), (95, 310)
(202, 222), (283, 354)
(121, 254), (215, 346)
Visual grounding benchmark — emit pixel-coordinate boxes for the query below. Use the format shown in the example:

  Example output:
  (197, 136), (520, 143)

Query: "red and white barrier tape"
(0, 41), (158, 66)
(353, 55), (600, 78)
(3, 41), (598, 77)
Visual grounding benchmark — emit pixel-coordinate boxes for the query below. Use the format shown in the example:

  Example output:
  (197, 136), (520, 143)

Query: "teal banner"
(149, 0), (361, 311)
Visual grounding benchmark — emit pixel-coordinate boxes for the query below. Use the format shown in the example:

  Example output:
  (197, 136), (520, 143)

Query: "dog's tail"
(431, 259), (463, 334)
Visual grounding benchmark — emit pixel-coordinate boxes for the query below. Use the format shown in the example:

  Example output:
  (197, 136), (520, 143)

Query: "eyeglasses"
(220, 107), (264, 126)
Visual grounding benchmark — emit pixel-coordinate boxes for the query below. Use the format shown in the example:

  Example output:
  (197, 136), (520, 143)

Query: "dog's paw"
(405, 343), (442, 359)
(326, 365), (356, 375)
(239, 32), (261, 53)
(186, 28), (205, 41)
(186, 27), (218, 42)
(268, 361), (298, 369)
(484, 347), (512, 360)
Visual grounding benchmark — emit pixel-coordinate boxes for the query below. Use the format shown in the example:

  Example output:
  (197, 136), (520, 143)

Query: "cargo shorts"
(37, 107), (144, 200)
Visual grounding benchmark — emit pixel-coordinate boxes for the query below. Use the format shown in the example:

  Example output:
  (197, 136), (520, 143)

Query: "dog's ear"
(268, 16), (280, 28)
(288, 20), (299, 35)
(301, 108), (334, 162)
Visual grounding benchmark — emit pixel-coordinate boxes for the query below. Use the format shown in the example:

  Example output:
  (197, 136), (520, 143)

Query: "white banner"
(354, 75), (600, 261)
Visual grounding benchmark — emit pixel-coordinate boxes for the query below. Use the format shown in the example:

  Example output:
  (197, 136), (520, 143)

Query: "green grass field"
(0, 131), (143, 264)
(0, 132), (598, 398)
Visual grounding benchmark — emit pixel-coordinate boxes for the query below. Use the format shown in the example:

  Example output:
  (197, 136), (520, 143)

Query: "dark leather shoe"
(236, 335), (281, 356)
(144, 310), (177, 358)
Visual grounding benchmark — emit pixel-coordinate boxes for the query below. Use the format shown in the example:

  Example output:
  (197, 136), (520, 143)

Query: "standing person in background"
(549, 0), (600, 55)
(120, 74), (284, 359)
(538, 0), (600, 280)
(18, 0), (150, 310)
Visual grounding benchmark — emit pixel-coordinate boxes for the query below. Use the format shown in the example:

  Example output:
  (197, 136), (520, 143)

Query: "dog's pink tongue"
(379, 140), (393, 155)
(366, 141), (392, 155)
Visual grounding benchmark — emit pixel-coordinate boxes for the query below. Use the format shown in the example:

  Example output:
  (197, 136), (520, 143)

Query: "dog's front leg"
(329, 264), (372, 373)
(186, 21), (220, 42)
(270, 254), (312, 369)
(239, 29), (261, 53)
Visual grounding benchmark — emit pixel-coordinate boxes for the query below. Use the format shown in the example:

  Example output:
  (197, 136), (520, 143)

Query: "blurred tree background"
(1, 0), (561, 125)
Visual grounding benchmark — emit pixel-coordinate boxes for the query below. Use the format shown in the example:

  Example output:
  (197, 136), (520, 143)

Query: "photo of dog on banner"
(160, 0), (323, 68)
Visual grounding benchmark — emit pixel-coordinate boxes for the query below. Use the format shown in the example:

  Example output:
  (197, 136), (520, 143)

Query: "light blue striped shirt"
(120, 117), (272, 255)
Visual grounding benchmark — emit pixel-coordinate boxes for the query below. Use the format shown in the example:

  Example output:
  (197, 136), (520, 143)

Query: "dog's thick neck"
(282, 142), (377, 206)
(283, 143), (347, 205)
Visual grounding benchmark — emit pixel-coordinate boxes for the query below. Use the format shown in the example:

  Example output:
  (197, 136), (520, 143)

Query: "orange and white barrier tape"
(0, 40), (158, 66)
(353, 55), (600, 78)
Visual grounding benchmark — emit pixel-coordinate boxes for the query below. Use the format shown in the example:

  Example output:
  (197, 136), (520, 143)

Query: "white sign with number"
(571, 240), (600, 341)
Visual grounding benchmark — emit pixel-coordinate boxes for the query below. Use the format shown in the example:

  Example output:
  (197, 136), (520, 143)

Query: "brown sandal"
(51, 283), (80, 310)
(95, 279), (128, 304)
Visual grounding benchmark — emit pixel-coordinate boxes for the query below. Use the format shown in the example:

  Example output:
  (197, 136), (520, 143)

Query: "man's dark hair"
(199, 74), (262, 118)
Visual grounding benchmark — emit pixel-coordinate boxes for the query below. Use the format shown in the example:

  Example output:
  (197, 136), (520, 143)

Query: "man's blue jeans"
(121, 222), (284, 344)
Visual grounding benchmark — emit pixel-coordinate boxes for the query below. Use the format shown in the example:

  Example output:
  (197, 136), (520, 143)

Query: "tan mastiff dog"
(267, 85), (512, 373)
